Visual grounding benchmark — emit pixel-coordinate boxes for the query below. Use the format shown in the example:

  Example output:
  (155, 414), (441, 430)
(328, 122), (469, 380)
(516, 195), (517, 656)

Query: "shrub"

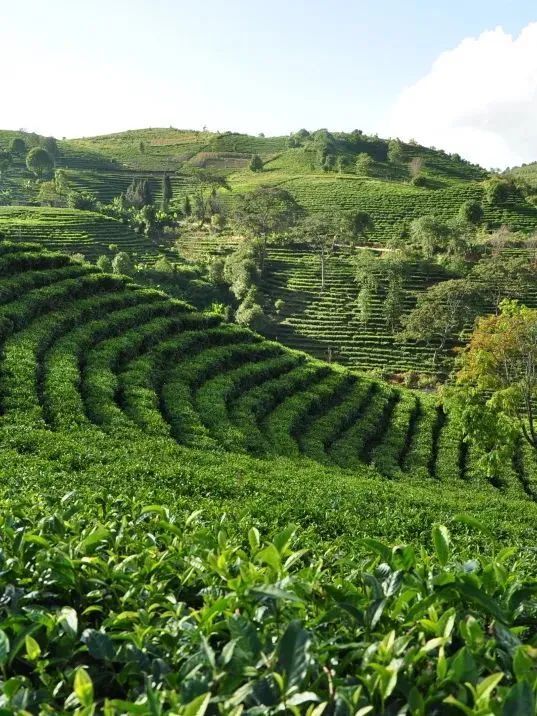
(112, 251), (134, 276)
(96, 255), (113, 272)
(67, 190), (98, 211)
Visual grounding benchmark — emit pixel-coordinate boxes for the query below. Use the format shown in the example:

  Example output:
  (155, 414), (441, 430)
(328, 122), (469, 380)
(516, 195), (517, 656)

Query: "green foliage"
(459, 200), (484, 225)
(9, 136), (26, 155)
(355, 152), (374, 176)
(183, 193), (192, 216)
(125, 176), (153, 208)
(234, 186), (301, 239)
(448, 300), (537, 473)
(111, 251), (134, 276)
(26, 147), (53, 178)
(0, 499), (535, 712)
(0, 150), (12, 179)
(387, 138), (404, 163)
(67, 189), (98, 211)
(484, 177), (512, 205)
(96, 254), (113, 272)
(249, 153), (264, 172)
(161, 172), (173, 210)
(400, 279), (482, 363)
(235, 285), (267, 330)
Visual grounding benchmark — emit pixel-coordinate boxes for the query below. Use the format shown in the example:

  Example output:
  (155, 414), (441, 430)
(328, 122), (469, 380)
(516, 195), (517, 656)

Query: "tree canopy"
(399, 279), (481, 364)
(26, 147), (53, 178)
(446, 300), (537, 474)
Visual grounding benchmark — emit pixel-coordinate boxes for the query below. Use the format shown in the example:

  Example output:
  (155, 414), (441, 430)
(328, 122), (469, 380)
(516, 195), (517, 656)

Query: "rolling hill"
(0, 240), (536, 710)
(3, 127), (537, 379)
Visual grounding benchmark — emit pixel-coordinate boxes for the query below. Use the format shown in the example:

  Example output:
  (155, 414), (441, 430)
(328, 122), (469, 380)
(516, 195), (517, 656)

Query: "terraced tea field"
(0, 206), (159, 261)
(0, 240), (534, 501)
(1, 239), (537, 712)
(261, 245), (450, 373)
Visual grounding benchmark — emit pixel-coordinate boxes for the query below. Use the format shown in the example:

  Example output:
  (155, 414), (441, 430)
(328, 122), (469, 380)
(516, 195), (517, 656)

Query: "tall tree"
(387, 139), (404, 163)
(26, 147), (53, 179)
(355, 152), (373, 176)
(298, 214), (337, 291)
(249, 154), (264, 172)
(40, 137), (60, 165)
(10, 137), (26, 155)
(234, 187), (301, 271)
(409, 215), (451, 259)
(384, 270), (405, 331)
(399, 279), (481, 365)
(181, 168), (230, 226)
(446, 300), (537, 474)
(125, 177), (153, 209)
(470, 254), (535, 314)
(161, 173), (173, 211)
(0, 152), (12, 181)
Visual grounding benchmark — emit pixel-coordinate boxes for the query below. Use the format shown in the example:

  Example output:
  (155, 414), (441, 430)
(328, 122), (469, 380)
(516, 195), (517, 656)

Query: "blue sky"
(2, 0), (536, 167)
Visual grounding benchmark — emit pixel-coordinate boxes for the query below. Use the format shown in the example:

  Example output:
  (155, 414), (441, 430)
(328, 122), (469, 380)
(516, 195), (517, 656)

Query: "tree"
(399, 279), (481, 365)
(125, 177), (153, 208)
(235, 286), (267, 331)
(10, 137), (26, 155)
(470, 254), (535, 313)
(409, 215), (451, 259)
(387, 139), (404, 163)
(299, 214), (337, 290)
(484, 176), (511, 205)
(161, 174), (173, 211)
(139, 141), (145, 154)
(249, 154), (263, 172)
(224, 240), (263, 300)
(384, 270), (405, 331)
(322, 154), (336, 172)
(446, 300), (537, 474)
(112, 252), (135, 276)
(299, 212), (367, 291)
(408, 156), (424, 179)
(36, 181), (60, 206)
(486, 225), (514, 256)
(458, 200), (484, 225)
(67, 190), (98, 211)
(26, 147), (53, 179)
(355, 153), (373, 176)
(234, 187), (301, 271)
(96, 255), (113, 272)
(183, 194), (192, 216)
(54, 169), (69, 195)
(181, 168), (230, 226)
(40, 137), (59, 165)
(357, 283), (374, 326)
(347, 211), (374, 243)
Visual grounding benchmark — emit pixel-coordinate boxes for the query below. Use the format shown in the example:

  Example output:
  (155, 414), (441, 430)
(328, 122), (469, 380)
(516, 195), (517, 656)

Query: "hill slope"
(0, 240), (536, 710)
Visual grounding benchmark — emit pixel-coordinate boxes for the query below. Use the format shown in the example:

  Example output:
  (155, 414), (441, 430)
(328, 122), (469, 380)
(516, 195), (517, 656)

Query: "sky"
(1, 0), (536, 168)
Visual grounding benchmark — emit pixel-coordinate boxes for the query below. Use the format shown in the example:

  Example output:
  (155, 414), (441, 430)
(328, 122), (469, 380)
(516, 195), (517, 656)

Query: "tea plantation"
(0, 206), (159, 262)
(2, 127), (537, 711)
(0, 242), (536, 711)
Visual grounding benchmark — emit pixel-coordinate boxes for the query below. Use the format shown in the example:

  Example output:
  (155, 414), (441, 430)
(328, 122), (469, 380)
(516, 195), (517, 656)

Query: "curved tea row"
(0, 241), (535, 500)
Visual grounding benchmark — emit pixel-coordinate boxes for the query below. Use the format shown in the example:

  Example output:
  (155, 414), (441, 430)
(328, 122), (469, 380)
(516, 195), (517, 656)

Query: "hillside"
(3, 127), (537, 379)
(0, 241), (536, 710)
(508, 160), (537, 189)
(0, 205), (159, 261)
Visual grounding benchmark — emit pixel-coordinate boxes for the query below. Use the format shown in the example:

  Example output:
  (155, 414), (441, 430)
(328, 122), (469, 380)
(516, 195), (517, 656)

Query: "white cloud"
(385, 23), (537, 169)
